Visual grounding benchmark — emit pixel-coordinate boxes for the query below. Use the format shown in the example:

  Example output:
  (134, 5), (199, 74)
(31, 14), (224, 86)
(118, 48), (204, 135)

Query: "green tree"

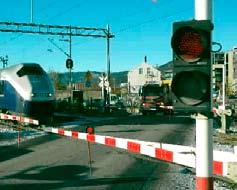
(85, 70), (93, 87)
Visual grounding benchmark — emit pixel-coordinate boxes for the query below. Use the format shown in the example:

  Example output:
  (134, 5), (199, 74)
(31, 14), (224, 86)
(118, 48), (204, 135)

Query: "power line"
(103, 0), (177, 25)
(71, 7), (192, 48)
(71, 2), (192, 47)
(41, 0), (88, 23)
(114, 7), (193, 34)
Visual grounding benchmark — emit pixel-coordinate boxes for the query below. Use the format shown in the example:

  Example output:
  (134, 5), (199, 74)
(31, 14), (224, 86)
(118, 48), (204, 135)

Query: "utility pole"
(31, 0), (34, 23)
(69, 27), (72, 101)
(220, 64), (227, 133)
(106, 24), (111, 110)
(195, 0), (213, 190)
(214, 64), (227, 133)
(59, 28), (73, 101)
(48, 36), (73, 101)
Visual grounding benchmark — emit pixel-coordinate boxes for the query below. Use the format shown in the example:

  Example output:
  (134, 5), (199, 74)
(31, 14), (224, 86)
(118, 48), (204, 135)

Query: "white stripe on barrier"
(140, 144), (156, 158)
(64, 130), (72, 137)
(162, 143), (195, 153)
(51, 128), (58, 134)
(173, 152), (196, 168)
(79, 133), (87, 140)
(95, 135), (106, 145)
(0, 113), (39, 125)
(223, 162), (228, 176)
(214, 150), (237, 162)
(114, 137), (128, 149)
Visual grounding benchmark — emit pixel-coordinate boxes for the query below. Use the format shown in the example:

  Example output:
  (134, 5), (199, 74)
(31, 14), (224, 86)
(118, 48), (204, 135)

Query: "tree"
(85, 70), (93, 88)
(48, 71), (66, 90)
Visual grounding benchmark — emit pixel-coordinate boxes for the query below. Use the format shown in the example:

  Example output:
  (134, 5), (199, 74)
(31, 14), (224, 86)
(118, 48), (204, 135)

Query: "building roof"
(158, 61), (173, 72)
(129, 62), (160, 73)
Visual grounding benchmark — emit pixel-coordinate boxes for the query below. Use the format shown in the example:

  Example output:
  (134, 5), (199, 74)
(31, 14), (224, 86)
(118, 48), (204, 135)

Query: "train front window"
(142, 86), (164, 97)
(17, 65), (44, 77)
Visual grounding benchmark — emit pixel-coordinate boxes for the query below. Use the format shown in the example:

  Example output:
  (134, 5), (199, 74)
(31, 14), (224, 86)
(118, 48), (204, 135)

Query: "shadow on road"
(0, 164), (157, 190)
(0, 146), (33, 162)
(0, 134), (60, 163)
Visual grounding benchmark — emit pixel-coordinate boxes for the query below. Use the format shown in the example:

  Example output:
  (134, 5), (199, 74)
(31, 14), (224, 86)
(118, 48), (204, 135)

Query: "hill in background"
(58, 71), (128, 86)
(55, 61), (171, 87)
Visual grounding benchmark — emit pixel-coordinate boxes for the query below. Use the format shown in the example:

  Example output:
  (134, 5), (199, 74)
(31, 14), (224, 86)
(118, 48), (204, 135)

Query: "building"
(127, 57), (161, 94)
(158, 61), (173, 86)
(212, 52), (225, 93)
(225, 47), (237, 94)
(212, 48), (237, 95)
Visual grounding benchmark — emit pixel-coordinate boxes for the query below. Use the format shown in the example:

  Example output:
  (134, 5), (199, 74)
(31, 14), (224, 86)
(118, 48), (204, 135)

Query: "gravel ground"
(0, 127), (45, 146)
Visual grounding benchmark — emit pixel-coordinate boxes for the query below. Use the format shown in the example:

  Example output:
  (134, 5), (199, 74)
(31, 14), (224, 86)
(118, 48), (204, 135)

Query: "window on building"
(139, 68), (143, 74)
(234, 67), (237, 78)
(234, 53), (237, 64)
(225, 54), (229, 63)
(147, 67), (151, 75)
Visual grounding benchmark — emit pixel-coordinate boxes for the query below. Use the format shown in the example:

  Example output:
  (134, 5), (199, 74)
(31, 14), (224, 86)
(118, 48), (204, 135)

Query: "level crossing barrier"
(0, 113), (39, 125)
(47, 127), (237, 182)
(1, 113), (237, 182)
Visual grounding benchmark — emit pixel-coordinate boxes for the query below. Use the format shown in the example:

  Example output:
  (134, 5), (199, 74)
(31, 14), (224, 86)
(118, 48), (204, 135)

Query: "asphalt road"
(0, 114), (196, 190)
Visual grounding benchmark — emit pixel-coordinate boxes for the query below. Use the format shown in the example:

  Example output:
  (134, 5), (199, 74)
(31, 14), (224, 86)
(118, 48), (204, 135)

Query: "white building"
(127, 59), (161, 94)
(213, 48), (237, 95)
(225, 47), (237, 94)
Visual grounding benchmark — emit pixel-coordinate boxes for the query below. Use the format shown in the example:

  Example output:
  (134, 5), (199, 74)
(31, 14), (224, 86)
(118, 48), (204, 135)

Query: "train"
(0, 63), (55, 123)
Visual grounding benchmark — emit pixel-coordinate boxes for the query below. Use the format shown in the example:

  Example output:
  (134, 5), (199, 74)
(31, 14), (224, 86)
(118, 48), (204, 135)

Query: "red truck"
(140, 83), (172, 115)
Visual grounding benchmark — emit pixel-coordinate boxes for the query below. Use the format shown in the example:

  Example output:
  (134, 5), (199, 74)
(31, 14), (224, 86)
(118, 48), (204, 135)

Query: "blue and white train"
(0, 63), (55, 122)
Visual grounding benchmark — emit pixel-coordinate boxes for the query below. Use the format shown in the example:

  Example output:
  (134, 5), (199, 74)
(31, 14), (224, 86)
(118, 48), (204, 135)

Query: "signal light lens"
(171, 26), (209, 62)
(171, 71), (210, 106)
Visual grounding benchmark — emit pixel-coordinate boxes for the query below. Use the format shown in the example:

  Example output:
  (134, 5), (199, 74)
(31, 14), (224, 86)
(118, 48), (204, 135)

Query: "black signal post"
(171, 20), (213, 113)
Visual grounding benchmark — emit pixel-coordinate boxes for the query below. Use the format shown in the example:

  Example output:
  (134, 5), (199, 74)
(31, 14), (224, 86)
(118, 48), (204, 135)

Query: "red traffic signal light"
(171, 20), (213, 63)
(172, 27), (206, 62)
(171, 20), (213, 113)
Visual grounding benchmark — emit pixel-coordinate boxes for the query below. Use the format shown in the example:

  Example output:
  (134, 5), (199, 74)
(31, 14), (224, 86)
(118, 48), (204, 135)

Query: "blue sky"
(0, 0), (236, 73)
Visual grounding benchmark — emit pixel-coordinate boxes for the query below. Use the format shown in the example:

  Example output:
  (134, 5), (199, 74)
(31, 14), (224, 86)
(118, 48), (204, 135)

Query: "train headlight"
(48, 93), (52, 97)
(31, 93), (35, 97)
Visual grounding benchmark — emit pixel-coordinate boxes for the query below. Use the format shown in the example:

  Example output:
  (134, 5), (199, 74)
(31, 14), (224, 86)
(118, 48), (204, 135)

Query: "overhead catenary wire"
(40, 0), (88, 24)
(0, 0), (89, 59)
(0, 0), (60, 46)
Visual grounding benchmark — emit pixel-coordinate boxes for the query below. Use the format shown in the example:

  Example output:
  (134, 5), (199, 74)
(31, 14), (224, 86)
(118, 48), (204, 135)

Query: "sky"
(0, 0), (236, 73)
